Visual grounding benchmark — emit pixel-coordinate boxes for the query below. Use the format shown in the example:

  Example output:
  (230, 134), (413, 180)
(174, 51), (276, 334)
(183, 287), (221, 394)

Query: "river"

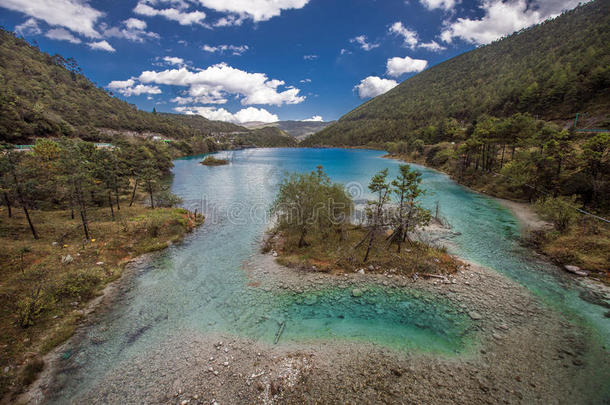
(47, 148), (609, 403)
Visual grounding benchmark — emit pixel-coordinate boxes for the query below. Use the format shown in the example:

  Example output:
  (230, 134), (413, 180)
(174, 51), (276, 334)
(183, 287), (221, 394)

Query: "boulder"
(351, 289), (363, 297)
(61, 254), (74, 264)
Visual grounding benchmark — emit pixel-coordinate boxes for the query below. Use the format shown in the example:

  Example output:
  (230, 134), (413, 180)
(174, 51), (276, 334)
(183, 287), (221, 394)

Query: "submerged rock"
(351, 289), (363, 297)
(468, 311), (483, 320)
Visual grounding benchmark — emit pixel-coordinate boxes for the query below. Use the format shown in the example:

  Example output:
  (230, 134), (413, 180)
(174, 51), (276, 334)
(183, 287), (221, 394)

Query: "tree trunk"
(80, 210), (90, 240)
(23, 205), (38, 240)
(298, 228), (307, 248)
(115, 185), (121, 210)
(363, 232), (374, 262)
(108, 190), (115, 221)
(500, 144), (506, 168)
(148, 184), (155, 209)
(3, 192), (11, 218)
(11, 167), (38, 239)
(396, 226), (403, 254)
(76, 185), (90, 240)
(69, 193), (75, 220)
(129, 179), (138, 207)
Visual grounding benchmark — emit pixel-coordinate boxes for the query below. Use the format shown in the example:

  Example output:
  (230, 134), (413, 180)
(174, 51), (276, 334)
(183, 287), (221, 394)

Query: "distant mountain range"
(243, 121), (334, 140)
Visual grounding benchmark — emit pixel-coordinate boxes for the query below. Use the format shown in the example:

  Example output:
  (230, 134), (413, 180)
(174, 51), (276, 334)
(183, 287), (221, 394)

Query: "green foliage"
(1, 137), (176, 239)
(535, 195), (581, 232)
(304, 1), (609, 147)
(271, 166), (353, 247)
(16, 288), (46, 328)
(155, 189), (184, 208)
(201, 156), (229, 166)
(238, 127), (298, 147)
(54, 271), (101, 300)
(366, 168), (391, 228)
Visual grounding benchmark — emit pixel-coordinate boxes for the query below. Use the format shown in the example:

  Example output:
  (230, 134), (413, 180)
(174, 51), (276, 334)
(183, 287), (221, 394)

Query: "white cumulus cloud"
(389, 22), (447, 52)
(355, 76), (398, 99)
(88, 40), (116, 52)
(386, 56), (428, 77)
(45, 28), (81, 43)
(419, 40), (446, 51)
(137, 63), (305, 106)
(198, 0), (310, 22)
(389, 22), (418, 49)
(101, 18), (159, 42)
(302, 115), (323, 122)
(0, 0), (103, 38)
(420, 0), (458, 10)
(175, 106), (279, 123)
(440, 0), (583, 45)
(125, 17), (147, 30)
(108, 78), (162, 96)
(15, 18), (41, 36)
(163, 56), (185, 65)
(134, 0), (207, 25)
(202, 44), (249, 56)
(350, 35), (380, 51)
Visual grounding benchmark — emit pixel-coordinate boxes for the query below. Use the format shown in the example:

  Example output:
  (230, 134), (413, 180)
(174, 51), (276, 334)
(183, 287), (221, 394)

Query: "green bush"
(55, 271), (101, 300)
(16, 291), (46, 328)
(535, 195), (581, 232)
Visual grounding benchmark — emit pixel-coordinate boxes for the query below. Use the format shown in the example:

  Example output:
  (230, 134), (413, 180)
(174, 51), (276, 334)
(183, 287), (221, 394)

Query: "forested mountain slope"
(0, 29), (244, 143)
(241, 126), (298, 147)
(304, 0), (609, 146)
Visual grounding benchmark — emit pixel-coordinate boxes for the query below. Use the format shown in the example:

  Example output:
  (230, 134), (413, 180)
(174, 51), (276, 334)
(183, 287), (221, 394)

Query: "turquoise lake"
(49, 148), (609, 401)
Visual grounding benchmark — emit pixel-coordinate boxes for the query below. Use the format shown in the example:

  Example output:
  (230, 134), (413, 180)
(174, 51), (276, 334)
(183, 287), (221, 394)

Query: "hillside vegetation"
(305, 0), (609, 146)
(0, 28), (263, 145)
(239, 126), (298, 147)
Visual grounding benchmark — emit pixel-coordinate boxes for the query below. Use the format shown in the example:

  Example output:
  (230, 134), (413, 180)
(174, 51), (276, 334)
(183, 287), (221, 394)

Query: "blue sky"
(0, 0), (583, 123)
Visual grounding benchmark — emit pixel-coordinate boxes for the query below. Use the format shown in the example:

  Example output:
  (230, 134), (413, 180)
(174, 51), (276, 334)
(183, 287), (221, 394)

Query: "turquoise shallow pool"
(49, 148), (608, 402)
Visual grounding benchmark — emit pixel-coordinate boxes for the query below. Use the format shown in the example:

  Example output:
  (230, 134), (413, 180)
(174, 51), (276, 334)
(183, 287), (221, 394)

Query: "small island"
(266, 165), (461, 277)
(200, 156), (229, 166)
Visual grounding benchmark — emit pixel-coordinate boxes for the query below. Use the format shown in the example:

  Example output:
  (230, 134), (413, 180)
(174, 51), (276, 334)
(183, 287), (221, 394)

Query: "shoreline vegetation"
(0, 139), (204, 400)
(382, 150), (609, 283)
(200, 156), (230, 166)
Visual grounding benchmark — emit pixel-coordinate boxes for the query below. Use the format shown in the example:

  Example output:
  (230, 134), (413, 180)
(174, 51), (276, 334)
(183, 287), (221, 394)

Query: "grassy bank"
(265, 226), (461, 277)
(0, 202), (203, 399)
(530, 223), (610, 281)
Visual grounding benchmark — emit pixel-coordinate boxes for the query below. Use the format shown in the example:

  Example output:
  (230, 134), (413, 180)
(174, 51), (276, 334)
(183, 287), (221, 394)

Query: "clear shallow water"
(50, 148), (608, 401)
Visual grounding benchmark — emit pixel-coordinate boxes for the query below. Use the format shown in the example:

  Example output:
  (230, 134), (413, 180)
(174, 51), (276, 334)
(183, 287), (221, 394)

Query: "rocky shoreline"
(21, 246), (607, 404)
